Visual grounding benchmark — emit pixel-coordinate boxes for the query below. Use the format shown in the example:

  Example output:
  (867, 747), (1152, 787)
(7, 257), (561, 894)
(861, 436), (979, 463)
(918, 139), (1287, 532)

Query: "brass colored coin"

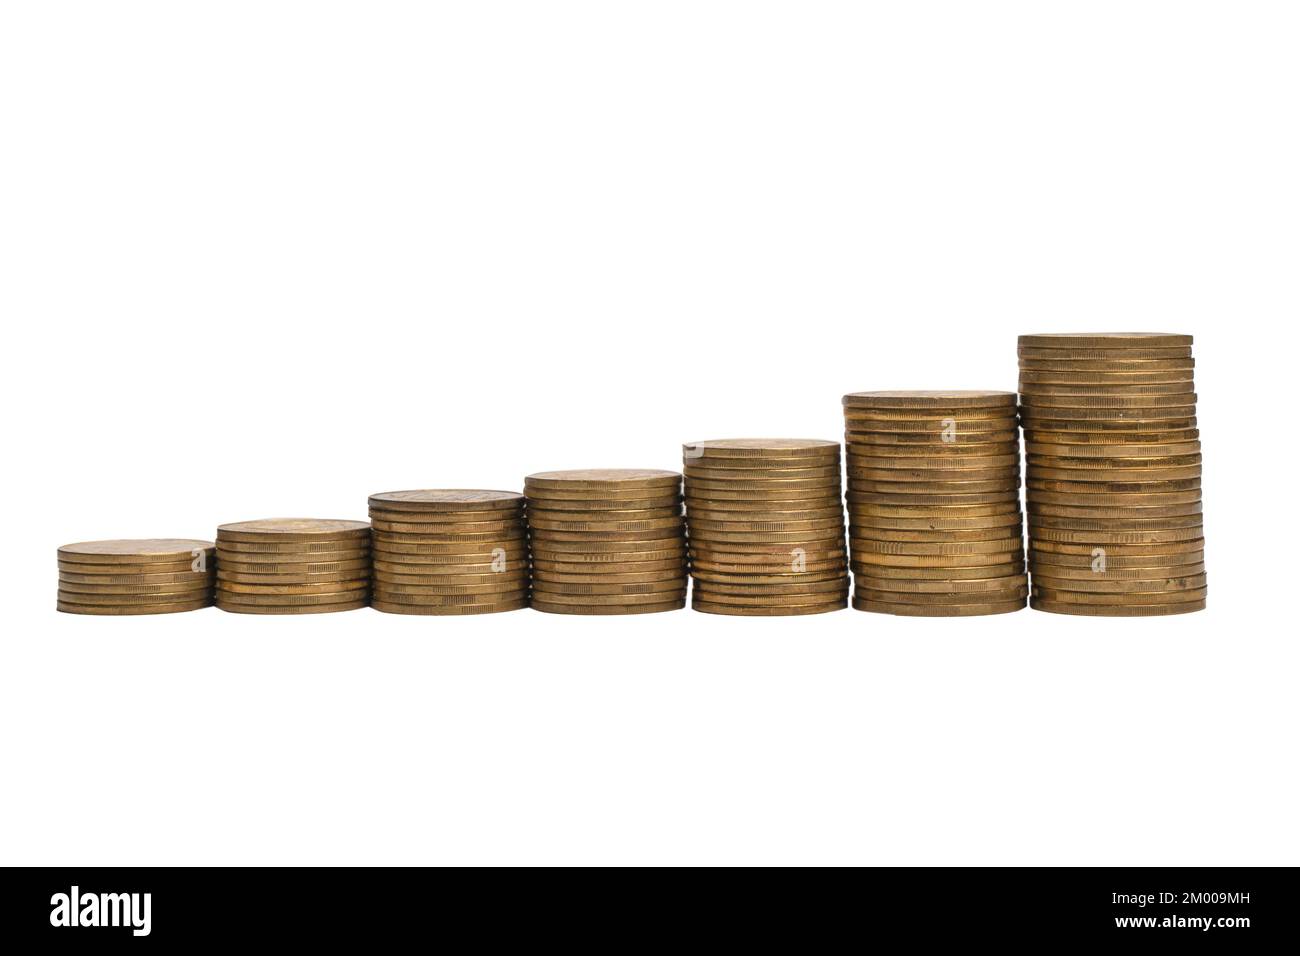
(58, 598), (212, 615)
(57, 588), (215, 607)
(1028, 502), (1201, 519)
(217, 599), (368, 615)
(531, 557), (684, 574)
(1019, 393), (1197, 408)
(1030, 537), (1204, 556)
(1027, 477), (1200, 495)
(57, 579), (213, 596)
(527, 515), (685, 533)
(1034, 561), (1206, 582)
(372, 598), (529, 615)
(690, 557), (845, 575)
(852, 512), (1021, 530)
(216, 518), (370, 542)
(853, 527), (1020, 544)
(1019, 370), (1194, 385)
(1024, 428), (1199, 444)
(692, 598), (845, 616)
(856, 585), (1028, 605)
(58, 539), (215, 564)
(371, 553), (526, 572)
(686, 505), (842, 522)
(849, 451), (1019, 469)
(216, 540), (370, 555)
(216, 578), (368, 595)
(526, 588), (687, 606)
(1032, 584), (1207, 605)
(857, 574), (1028, 594)
(691, 568), (846, 585)
(845, 427), (1016, 444)
(534, 568), (684, 585)
(684, 475), (841, 491)
(215, 588), (369, 607)
(372, 579), (531, 596)
(1019, 404), (1196, 421)
(1017, 332), (1193, 349)
(853, 551), (1021, 569)
(1029, 549), (1203, 570)
(849, 503), (1019, 520)
(531, 541), (685, 557)
(842, 390), (1017, 409)
(694, 579), (848, 597)
(216, 567), (369, 585)
(531, 579), (685, 597)
(532, 598), (685, 615)
(688, 516), (843, 533)
(852, 596), (1024, 616)
(216, 557), (371, 576)
(1018, 357), (1194, 371)
(523, 495), (681, 512)
(522, 485), (684, 502)
(375, 570), (529, 587)
(372, 559), (527, 577)
(684, 464), (841, 481)
(1028, 466), (1201, 482)
(847, 487), (1018, 503)
(1028, 513), (1202, 531)
(846, 441), (1019, 458)
(681, 439), (840, 459)
(529, 528), (683, 544)
(680, 487), (843, 502)
(367, 588), (528, 607)
(58, 568), (211, 586)
(685, 495), (842, 512)
(524, 469), (681, 491)
(1027, 441), (1201, 458)
(1030, 572), (1207, 593)
(1030, 596), (1205, 616)
(851, 538), (1022, 556)
(371, 525), (525, 541)
(367, 489), (524, 511)
(1028, 528), (1202, 547)
(372, 539), (525, 556)
(368, 508), (524, 525)
(689, 528), (845, 545)
(1018, 345), (1192, 359)
(863, 561), (1024, 582)
(371, 515), (526, 533)
(848, 468), (1018, 484)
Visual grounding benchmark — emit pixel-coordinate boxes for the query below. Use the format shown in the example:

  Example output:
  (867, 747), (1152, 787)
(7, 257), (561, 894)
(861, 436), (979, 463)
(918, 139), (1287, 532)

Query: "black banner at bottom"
(1, 867), (1293, 946)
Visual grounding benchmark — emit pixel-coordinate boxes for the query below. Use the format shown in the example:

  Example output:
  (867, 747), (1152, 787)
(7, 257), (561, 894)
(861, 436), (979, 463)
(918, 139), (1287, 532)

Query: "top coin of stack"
(215, 518), (372, 614)
(368, 490), (529, 615)
(57, 539), (216, 615)
(524, 469), (687, 615)
(682, 439), (848, 616)
(842, 392), (1026, 616)
(1017, 333), (1206, 616)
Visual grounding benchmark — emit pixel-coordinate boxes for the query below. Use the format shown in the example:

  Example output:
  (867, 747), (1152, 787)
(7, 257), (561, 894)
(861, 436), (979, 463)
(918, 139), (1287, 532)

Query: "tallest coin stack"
(1017, 333), (1206, 615)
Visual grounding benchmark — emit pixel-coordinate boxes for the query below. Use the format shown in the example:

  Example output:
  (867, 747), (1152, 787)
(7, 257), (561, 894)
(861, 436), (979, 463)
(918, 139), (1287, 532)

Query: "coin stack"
(368, 490), (529, 614)
(57, 539), (216, 615)
(682, 439), (849, 616)
(1017, 333), (1206, 615)
(842, 392), (1027, 616)
(525, 469), (687, 614)
(215, 519), (372, 614)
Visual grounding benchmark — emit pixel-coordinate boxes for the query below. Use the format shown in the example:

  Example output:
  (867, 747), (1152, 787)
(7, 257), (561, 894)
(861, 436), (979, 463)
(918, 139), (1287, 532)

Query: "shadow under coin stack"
(683, 439), (849, 616)
(524, 469), (687, 614)
(842, 392), (1027, 616)
(215, 519), (372, 614)
(57, 539), (216, 614)
(368, 490), (529, 614)
(1018, 333), (1206, 616)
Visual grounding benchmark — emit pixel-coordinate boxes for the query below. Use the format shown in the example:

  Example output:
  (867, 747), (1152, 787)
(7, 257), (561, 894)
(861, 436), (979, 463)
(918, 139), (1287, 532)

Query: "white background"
(2, 1), (1297, 866)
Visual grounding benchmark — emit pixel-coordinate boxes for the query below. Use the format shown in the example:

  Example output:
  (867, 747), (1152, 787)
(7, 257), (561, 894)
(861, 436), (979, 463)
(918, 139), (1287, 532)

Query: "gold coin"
(856, 584), (1028, 605)
(372, 526), (525, 542)
(531, 557), (684, 573)
(1029, 528), (1202, 547)
(372, 598), (528, 615)
(1029, 549), (1203, 569)
(1024, 428), (1199, 444)
(524, 469), (681, 491)
(851, 538), (1022, 555)
(1029, 537), (1204, 555)
(217, 567), (370, 585)
(372, 558), (525, 576)
(372, 579), (531, 596)
(690, 568), (846, 585)
(1028, 502), (1201, 519)
(845, 441), (1019, 458)
(57, 539), (215, 563)
(1030, 596), (1205, 616)
(1027, 477), (1199, 494)
(216, 599), (368, 615)
(374, 569), (529, 587)
(1019, 357), (1194, 371)
(848, 467), (1018, 484)
(852, 551), (1021, 569)
(531, 579), (686, 597)
(1031, 572), (1207, 593)
(528, 588), (688, 606)
(852, 596), (1024, 616)
(852, 528), (1020, 545)
(368, 507), (525, 524)
(681, 438), (840, 459)
(852, 512), (1021, 530)
(693, 579), (848, 597)
(532, 598), (685, 615)
(687, 516), (844, 533)
(215, 540), (371, 555)
(57, 588), (216, 606)
(369, 519), (526, 536)
(57, 579), (213, 596)
(685, 494), (842, 511)
(689, 528), (845, 545)
(532, 540), (685, 557)
(1019, 370), (1194, 386)
(857, 560), (1023, 579)
(1028, 466), (1201, 482)
(842, 390), (1017, 409)
(857, 573), (1028, 594)
(692, 598), (845, 616)
(679, 487), (843, 502)
(848, 450), (1018, 468)
(849, 503), (1019, 519)
(690, 558), (846, 575)
(1027, 441), (1200, 458)
(1033, 584), (1207, 605)
(367, 489), (524, 511)
(216, 578), (368, 595)
(522, 485), (684, 501)
(529, 528), (683, 544)
(1028, 513), (1202, 531)
(534, 568), (685, 584)
(684, 475), (841, 491)
(1018, 344), (1192, 359)
(215, 518), (370, 543)
(215, 587), (368, 606)
(1018, 332), (1193, 349)
(216, 557), (372, 576)
(847, 485), (1018, 500)
(368, 588), (528, 607)
(58, 569), (212, 586)
(59, 598), (212, 615)
(527, 515), (684, 532)
(686, 505), (843, 522)
(372, 539), (524, 556)
(522, 495), (681, 512)
(844, 428), (1017, 445)
(684, 464), (841, 480)
(1019, 393), (1197, 409)
(1030, 561), (1205, 580)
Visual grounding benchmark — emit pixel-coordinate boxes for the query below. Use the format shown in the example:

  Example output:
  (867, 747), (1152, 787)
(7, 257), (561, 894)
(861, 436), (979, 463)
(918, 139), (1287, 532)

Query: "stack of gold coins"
(368, 490), (529, 615)
(525, 469), (687, 614)
(57, 539), (216, 615)
(682, 439), (848, 616)
(842, 392), (1027, 616)
(215, 519), (371, 614)
(1018, 333), (1206, 616)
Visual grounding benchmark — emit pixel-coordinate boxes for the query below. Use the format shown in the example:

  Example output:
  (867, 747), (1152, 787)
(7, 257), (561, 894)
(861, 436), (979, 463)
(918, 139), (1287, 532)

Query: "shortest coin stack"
(57, 539), (216, 614)
(368, 490), (529, 614)
(843, 391), (1027, 616)
(525, 469), (687, 614)
(683, 439), (849, 616)
(215, 519), (372, 614)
